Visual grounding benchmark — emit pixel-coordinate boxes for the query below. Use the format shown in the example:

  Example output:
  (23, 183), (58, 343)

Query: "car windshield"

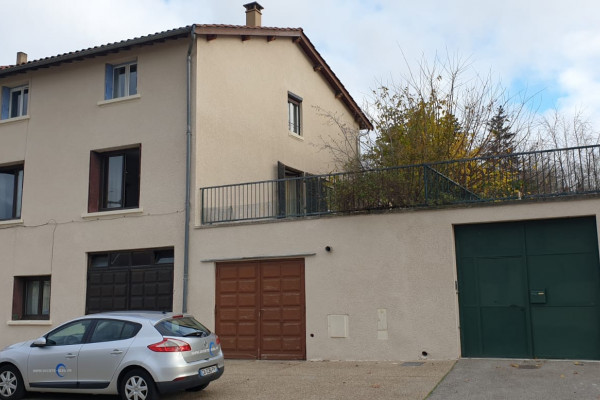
(154, 316), (210, 338)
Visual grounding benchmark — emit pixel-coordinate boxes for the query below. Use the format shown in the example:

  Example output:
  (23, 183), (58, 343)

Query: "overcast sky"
(2, 0), (600, 131)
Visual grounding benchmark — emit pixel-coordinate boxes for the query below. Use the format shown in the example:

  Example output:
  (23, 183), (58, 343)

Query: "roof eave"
(0, 26), (192, 79)
(0, 24), (372, 130)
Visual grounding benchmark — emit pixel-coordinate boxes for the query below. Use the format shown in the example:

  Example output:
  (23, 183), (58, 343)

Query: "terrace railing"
(200, 145), (600, 224)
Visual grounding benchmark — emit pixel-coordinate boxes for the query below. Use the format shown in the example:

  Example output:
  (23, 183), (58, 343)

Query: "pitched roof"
(0, 26), (191, 77)
(0, 25), (372, 129)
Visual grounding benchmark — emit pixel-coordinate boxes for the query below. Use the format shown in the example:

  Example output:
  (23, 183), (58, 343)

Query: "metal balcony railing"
(200, 145), (600, 224)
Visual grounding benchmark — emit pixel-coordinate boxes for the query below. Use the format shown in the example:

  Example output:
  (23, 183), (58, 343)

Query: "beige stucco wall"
(188, 197), (600, 361)
(0, 32), (365, 347)
(0, 39), (189, 346)
(193, 35), (360, 190)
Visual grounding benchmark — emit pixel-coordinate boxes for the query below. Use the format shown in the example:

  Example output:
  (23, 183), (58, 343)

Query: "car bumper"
(155, 365), (224, 394)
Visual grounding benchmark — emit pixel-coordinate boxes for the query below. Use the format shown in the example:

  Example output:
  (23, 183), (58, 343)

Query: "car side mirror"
(31, 337), (47, 347)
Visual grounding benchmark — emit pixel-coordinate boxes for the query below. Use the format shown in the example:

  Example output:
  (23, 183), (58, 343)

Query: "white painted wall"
(188, 197), (600, 361)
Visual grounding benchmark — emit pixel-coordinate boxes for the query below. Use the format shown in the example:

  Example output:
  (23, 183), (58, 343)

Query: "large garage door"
(455, 217), (600, 359)
(86, 248), (174, 314)
(215, 259), (306, 360)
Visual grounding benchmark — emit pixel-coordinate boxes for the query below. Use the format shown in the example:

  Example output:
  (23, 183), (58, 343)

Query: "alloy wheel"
(0, 370), (17, 397)
(124, 375), (149, 400)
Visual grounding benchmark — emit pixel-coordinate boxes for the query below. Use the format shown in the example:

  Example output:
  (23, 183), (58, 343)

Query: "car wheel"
(120, 369), (157, 400)
(0, 365), (25, 400)
(186, 382), (209, 392)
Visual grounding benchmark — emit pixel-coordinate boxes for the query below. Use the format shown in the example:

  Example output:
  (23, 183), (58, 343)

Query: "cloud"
(2, 0), (600, 130)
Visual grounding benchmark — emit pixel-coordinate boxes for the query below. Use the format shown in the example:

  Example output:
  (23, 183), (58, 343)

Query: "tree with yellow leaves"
(320, 55), (536, 209)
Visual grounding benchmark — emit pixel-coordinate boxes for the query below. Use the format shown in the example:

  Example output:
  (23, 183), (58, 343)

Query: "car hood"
(1, 340), (32, 352)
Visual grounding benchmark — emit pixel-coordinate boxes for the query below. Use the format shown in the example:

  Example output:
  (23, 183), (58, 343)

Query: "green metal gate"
(455, 217), (600, 359)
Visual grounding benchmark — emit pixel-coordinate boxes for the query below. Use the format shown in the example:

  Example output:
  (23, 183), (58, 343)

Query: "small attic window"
(105, 61), (137, 100)
(288, 92), (302, 135)
(1, 85), (29, 120)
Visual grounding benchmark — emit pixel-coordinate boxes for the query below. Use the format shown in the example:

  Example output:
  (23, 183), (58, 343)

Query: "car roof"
(84, 311), (190, 324)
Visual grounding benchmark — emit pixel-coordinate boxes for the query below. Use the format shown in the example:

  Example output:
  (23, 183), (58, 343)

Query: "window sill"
(288, 131), (304, 141)
(0, 218), (24, 228)
(97, 94), (141, 107)
(82, 207), (144, 219)
(8, 320), (52, 326)
(0, 115), (30, 125)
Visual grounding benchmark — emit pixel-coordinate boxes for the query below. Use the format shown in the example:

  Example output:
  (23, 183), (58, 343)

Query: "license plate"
(199, 365), (218, 376)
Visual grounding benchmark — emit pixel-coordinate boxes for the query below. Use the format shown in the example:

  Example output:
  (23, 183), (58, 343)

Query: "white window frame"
(112, 61), (137, 99)
(9, 85), (28, 118)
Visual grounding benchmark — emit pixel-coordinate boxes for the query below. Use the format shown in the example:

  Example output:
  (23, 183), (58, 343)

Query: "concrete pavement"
(169, 359), (455, 400)
(27, 358), (600, 399)
(25, 359), (455, 400)
(428, 359), (600, 400)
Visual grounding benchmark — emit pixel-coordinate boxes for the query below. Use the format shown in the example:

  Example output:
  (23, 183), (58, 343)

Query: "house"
(3, 2), (600, 363)
(0, 2), (369, 356)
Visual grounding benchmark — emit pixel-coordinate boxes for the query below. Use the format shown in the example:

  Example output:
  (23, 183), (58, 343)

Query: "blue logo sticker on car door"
(56, 363), (67, 377)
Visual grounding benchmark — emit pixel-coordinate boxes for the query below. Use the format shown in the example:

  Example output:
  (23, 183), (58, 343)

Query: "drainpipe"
(183, 24), (196, 313)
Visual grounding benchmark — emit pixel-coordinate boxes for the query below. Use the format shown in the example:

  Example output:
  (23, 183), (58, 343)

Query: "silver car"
(0, 311), (224, 400)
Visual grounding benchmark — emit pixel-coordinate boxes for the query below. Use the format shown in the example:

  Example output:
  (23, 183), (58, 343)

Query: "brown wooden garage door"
(216, 258), (306, 360)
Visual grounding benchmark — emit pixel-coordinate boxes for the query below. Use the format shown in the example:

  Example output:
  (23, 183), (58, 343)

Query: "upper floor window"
(0, 163), (24, 221)
(88, 146), (140, 212)
(288, 92), (302, 135)
(1, 85), (29, 119)
(105, 61), (137, 100)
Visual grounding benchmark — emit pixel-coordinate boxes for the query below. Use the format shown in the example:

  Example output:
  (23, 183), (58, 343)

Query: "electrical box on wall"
(328, 314), (349, 338)
(377, 308), (389, 340)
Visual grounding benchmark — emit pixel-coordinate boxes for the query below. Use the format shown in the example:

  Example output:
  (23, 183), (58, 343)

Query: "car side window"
(120, 321), (141, 339)
(89, 320), (141, 343)
(46, 320), (92, 346)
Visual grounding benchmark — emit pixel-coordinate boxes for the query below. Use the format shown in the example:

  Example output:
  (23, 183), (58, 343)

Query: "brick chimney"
(244, 2), (263, 27)
(16, 52), (27, 65)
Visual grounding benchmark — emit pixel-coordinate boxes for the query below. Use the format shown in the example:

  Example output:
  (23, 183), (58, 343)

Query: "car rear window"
(154, 317), (211, 338)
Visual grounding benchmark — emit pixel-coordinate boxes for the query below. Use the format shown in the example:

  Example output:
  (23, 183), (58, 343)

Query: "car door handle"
(65, 353), (77, 359)
(110, 350), (123, 355)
